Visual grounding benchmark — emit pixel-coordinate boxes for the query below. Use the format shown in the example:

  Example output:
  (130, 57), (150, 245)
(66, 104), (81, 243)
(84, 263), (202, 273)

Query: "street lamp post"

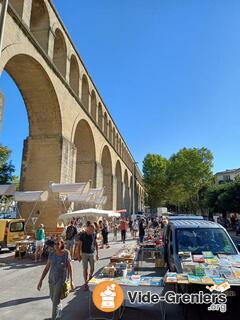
(0, 0), (8, 59)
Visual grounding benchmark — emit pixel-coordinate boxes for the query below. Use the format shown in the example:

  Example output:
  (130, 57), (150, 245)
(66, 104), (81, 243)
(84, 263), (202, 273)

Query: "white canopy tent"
(14, 191), (49, 202)
(88, 188), (105, 198)
(0, 184), (16, 196)
(107, 211), (121, 218)
(67, 188), (106, 210)
(50, 182), (91, 194)
(58, 208), (120, 222)
(67, 193), (91, 202)
(49, 181), (92, 216)
(13, 191), (49, 232)
(94, 195), (107, 207)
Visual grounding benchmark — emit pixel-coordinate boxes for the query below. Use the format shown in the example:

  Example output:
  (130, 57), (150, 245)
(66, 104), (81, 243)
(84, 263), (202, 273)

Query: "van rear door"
(0, 220), (7, 244)
(7, 220), (25, 247)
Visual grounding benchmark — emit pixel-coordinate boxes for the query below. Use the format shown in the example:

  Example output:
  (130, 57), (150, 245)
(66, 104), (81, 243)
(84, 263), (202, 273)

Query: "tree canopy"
(0, 144), (17, 184)
(143, 154), (168, 209)
(143, 147), (214, 212)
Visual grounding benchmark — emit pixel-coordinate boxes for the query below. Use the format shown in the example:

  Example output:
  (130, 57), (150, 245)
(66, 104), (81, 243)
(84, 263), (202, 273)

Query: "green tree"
(0, 144), (17, 184)
(206, 182), (240, 215)
(143, 154), (168, 209)
(166, 147), (214, 212)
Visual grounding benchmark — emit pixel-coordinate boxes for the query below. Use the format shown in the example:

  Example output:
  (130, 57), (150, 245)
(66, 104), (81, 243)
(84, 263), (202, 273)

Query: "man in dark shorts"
(65, 221), (77, 260)
(76, 224), (99, 290)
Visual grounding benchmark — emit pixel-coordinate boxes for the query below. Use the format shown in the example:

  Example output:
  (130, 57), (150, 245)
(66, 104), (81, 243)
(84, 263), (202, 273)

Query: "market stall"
(15, 239), (35, 259)
(49, 181), (91, 213)
(164, 251), (240, 287)
(58, 208), (117, 221)
(67, 188), (106, 210)
(87, 244), (166, 320)
(14, 190), (49, 232)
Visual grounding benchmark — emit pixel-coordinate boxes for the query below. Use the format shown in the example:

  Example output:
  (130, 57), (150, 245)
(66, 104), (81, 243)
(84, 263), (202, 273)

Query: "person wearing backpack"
(65, 221), (77, 260)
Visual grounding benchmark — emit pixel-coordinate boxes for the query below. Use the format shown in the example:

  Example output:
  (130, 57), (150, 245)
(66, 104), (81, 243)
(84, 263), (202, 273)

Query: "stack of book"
(178, 251), (240, 286)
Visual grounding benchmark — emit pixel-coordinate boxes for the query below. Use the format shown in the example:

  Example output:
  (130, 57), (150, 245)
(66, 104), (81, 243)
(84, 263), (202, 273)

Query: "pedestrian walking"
(65, 221), (77, 260)
(37, 239), (74, 320)
(98, 220), (103, 249)
(76, 224), (99, 290)
(128, 219), (133, 237)
(120, 218), (127, 243)
(139, 218), (146, 243)
(132, 219), (138, 239)
(35, 224), (45, 262)
(102, 218), (110, 248)
(113, 221), (118, 241)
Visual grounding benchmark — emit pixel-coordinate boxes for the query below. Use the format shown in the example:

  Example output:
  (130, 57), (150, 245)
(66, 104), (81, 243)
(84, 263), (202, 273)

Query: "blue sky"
(1, 0), (240, 176)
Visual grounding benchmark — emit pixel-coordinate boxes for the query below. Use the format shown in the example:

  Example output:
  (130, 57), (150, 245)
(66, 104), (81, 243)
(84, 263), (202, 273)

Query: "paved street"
(0, 231), (240, 320)
(0, 234), (181, 320)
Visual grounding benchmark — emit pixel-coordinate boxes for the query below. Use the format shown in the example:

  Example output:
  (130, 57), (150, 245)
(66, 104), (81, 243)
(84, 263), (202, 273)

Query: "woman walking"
(37, 239), (74, 320)
(35, 224), (45, 262)
(132, 219), (138, 239)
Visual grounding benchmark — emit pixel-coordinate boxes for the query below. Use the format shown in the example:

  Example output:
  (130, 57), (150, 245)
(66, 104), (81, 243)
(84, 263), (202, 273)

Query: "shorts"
(36, 240), (45, 247)
(66, 239), (75, 250)
(82, 253), (95, 272)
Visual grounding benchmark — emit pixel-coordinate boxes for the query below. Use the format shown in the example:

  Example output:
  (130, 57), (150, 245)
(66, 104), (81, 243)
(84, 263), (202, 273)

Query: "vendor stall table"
(88, 281), (166, 320)
(138, 245), (163, 268)
(15, 240), (35, 258)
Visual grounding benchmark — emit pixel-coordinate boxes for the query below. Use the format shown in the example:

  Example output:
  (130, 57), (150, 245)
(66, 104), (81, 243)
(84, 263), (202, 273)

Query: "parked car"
(0, 219), (25, 251)
(164, 219), (239, 273)
(168, 215), (204, 221)
(164, 219), (240, 310)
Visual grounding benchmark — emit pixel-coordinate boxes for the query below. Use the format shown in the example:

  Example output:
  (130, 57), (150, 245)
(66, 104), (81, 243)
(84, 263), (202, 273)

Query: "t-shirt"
(139, 221), (145, 235)
(133, 221), (138, 230)
(79, 232), (96, 254)
(48, 250), (71, 285)
(102, 221), (109, 233)
(120, 221), (127, 231)
(36, 228), (45, 241)
(66, 225), (77, 240)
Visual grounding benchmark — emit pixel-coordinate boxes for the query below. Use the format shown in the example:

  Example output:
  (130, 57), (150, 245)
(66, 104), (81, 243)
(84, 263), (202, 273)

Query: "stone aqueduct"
(0, 0), (144, 231)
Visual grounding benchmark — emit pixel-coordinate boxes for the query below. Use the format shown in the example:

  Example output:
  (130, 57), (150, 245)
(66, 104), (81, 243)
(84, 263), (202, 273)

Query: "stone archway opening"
(101, 146), (113, 210)
(30, 0), (50, 53)
(73, 119), (96, 187)
(2, 53), (62, 230)
(124, 170), (130, 213)
(81, 75), (89, 111)
(53, 29), (67, 78)
(115, 160), (122, 210)
(91, 90), (97, 121)
(98, 103), (103, 130)
(69, 55), (80, 96)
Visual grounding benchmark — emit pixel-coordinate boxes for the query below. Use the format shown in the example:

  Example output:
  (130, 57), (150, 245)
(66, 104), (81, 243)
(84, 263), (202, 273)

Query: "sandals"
(84, 283), (89, 291)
